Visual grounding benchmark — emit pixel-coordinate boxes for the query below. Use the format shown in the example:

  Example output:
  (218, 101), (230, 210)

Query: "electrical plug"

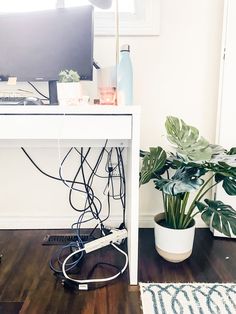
(61, 279), (79, 291)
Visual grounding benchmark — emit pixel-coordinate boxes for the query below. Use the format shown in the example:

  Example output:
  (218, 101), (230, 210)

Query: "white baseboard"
(0, 213), (210, 229)
(0, 216), (77, 229)
(0, 214), (126, 229)
(139, 214), (155, 228)
(138, 214), (208, 228)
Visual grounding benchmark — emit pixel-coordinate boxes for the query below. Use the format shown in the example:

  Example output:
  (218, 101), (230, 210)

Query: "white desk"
(0, 105), (140, 285)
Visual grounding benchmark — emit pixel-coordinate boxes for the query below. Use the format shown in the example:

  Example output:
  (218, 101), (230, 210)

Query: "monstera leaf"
(140, 150), (148, 158)
(154, 166), (206, 195)
(215, 163), (236, 196)
(196, 199), (236, 237)
(228, 147), (236, 155)
(210, 144), (226, 157)
(165, 116), (212, 161)
(139, 147), (167, 185)
(206, 161), (236, 195)
(210, 147), (236, 167)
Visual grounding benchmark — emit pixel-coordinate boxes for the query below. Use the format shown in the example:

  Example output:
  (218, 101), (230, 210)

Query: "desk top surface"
(0, 105), (140, 115)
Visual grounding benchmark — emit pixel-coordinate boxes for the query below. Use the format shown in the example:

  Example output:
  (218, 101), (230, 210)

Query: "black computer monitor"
(0, 6), (94, 103)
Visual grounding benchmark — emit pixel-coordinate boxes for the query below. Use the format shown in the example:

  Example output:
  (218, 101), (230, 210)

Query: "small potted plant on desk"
(140, 116), (236, 262)
(57, 69), (82, 106)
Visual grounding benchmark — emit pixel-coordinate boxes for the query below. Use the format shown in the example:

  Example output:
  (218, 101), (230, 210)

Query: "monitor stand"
(48, 80), (58, 105)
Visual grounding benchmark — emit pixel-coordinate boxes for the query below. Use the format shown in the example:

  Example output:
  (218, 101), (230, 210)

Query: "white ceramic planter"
(57, 82), (82, 106)
(154, 213), (195, 263)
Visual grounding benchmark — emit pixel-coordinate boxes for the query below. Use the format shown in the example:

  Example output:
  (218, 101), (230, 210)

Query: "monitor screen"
(0, 6), (94, 82)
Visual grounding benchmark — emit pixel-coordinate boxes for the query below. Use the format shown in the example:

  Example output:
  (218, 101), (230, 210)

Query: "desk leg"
(126, 111), (140, 285)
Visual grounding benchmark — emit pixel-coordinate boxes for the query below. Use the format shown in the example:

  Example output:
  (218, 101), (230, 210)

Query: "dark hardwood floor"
(0, 228), (235, 314)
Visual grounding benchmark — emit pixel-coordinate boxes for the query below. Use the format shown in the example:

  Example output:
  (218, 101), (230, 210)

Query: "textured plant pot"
(57, 82), (82, 106)
(154, 213), (195, 263)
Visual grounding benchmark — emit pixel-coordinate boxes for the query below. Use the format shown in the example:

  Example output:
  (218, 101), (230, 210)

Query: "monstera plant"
(140, 116), (236, 262)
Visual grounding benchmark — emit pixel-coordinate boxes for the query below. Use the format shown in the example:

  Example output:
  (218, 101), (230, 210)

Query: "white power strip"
(84, 229), (127, 253)
(62, 228), (129, 287)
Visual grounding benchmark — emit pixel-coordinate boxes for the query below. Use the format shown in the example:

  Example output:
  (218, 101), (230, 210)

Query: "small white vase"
(57, 82), (82, 106)
(154, 213), (195, 263)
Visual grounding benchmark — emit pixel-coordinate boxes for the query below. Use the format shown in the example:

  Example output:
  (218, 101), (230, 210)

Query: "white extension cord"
(62, 229), (128, 289)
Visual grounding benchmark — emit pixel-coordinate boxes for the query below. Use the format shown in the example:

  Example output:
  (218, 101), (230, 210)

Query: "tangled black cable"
(21, 143), (127, 289)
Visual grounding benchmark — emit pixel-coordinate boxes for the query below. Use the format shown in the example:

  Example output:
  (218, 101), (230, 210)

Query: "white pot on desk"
(57, 82), (82, 106)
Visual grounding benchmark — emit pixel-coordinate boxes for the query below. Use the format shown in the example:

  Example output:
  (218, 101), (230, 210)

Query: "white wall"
(137, 0), (224, 227)
(96, 0), (224, 226)
(216, 0), (236, 210)
(0, 0), (224, 228)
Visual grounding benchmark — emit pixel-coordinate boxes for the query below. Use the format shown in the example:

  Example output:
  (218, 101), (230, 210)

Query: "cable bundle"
(21, 142), (128, 290)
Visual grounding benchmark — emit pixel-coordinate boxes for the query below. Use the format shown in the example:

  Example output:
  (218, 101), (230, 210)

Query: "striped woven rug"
(139, 283), (236, 314)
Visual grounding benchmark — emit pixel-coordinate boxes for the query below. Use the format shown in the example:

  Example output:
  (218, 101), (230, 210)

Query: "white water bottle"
(117, 44), (133, 105)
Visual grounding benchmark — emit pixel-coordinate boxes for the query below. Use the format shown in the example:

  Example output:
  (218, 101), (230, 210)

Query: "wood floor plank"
(0, 302), (23, 314)
(0, 228), (235, 313)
